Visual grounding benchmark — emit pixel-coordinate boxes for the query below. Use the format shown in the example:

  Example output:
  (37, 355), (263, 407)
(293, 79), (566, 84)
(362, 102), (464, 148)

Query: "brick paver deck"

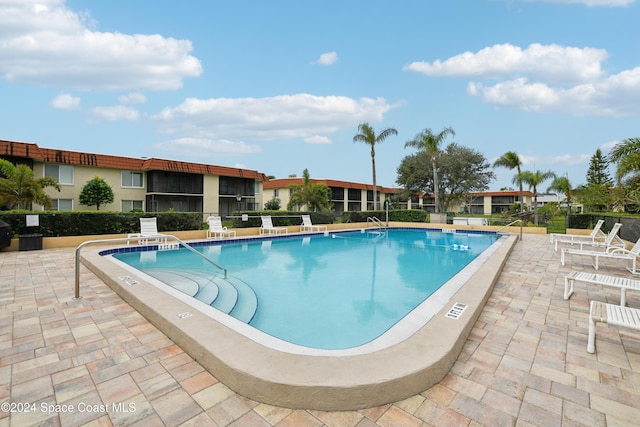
(1, 234), (639, 426)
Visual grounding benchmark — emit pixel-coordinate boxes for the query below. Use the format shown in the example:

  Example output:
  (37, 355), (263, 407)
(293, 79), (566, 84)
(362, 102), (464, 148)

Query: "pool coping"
(79, 229), (518, 410)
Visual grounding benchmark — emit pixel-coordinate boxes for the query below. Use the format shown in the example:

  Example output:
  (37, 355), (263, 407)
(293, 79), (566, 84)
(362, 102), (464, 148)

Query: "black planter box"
(19, 234), (43, 251)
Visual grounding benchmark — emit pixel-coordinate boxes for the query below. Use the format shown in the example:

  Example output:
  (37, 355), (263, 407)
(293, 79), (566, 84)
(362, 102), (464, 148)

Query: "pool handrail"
(495, 219), (523, 240)
(367, 216), (385, 228)
(74, 235), (227, 300)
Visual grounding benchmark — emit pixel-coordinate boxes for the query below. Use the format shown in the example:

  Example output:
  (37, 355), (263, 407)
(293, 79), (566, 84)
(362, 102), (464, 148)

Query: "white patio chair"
(564, 271), (640, 306)
(206, 216), (236, 239)
(561, 237), (640, 275)
(550, 219), (605, 244)
(127, 217), (168, 245)
(554, 222), (623, 251)
(260, 216), (287, 235)
(300, 215), (327, 232)
(587, 300), (640, 353)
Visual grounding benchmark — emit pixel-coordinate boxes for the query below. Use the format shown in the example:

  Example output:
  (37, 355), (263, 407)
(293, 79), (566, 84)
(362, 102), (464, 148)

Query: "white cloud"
(51, 93), (80, 110)
(409, 43), (640, 117)
(315, 51), (338, 65)
(154, 137), (262, 157)
(91, 105), (139, 121)
(525, 0), (635, 6)
(304, 135), (332, 144)
(153, 94), (396, 140)
(404, 43), (606, 83)
(0, 0), (202, 90)
(118, 93), (147, 105)
(600, 140), (621, 151)
(469, 66), (640, 116)
(547, 153), (592, 166)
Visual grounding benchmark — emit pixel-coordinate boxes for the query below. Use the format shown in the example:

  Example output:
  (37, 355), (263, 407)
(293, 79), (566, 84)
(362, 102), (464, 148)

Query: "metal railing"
(74, 235), (227, 300)
(495, 219), (523, 241)
(367, 216), (385, 228)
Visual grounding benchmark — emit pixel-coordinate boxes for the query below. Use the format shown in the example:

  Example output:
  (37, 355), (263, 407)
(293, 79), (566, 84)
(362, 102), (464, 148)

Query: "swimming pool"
(112, 228), (498, 350)
(81, 224), (517, 410)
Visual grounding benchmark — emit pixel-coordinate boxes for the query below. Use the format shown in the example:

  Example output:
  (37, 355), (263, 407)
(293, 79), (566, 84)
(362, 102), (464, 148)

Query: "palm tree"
(353, 122), (398, 210)
(493, 152), (524, 212)
(520, 169), (556, 212)
(404, 127), (455, 213)
(609, 137), (640, 183)
(547, 176), (573, 212)
(493, 151), (524, 239)
(287, 169), (331, 211)
(0, 159), (60, 209)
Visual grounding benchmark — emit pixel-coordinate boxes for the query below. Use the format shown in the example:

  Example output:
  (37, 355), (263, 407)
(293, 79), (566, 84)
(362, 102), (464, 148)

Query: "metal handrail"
(495, 219), (522, 234)
(367, 216), (385, 228)
(74, 235), (227, 299)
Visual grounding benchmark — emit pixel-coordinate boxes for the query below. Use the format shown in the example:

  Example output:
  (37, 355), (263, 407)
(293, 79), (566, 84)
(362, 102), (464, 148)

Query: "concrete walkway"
(1, 234), (639, 426)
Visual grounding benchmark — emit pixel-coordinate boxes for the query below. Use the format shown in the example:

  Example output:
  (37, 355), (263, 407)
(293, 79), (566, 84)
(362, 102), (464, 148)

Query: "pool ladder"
(367, 216), (386, 229)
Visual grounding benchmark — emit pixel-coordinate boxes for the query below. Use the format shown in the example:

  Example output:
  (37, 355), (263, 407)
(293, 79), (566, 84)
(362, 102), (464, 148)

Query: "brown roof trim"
(0, 139), (267, 181)
(264, 178), (397, 193)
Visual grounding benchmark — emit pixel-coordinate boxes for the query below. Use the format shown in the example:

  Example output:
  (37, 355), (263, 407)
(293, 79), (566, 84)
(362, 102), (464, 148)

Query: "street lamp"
(236, 194), (242, 214)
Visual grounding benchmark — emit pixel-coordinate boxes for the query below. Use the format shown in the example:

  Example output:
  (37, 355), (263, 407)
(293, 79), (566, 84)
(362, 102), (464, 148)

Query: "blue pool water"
(112, 228), (498, 349)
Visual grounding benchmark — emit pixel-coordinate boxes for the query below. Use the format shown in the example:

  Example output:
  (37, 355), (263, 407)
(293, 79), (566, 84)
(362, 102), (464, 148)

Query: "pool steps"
(145, 268), (258, 323)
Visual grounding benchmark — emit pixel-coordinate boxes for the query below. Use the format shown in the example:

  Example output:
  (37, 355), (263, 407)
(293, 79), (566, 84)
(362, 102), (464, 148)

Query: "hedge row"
(0, 209), (429, 237)
(0, 211), (202, 237)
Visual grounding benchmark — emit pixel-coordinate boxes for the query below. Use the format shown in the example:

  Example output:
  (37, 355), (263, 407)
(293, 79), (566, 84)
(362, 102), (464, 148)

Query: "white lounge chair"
(127, 217), (168, 245)
(550, 219), (605, 244)
(260, 216), (287, 235)
(206, 216), (236, 239)
(561, 237), (640, 274)
(587, 300), (640, 353)
(300, 215), (327, 232)
(554, 222), (623, 251)
(564, 271), (640, 306)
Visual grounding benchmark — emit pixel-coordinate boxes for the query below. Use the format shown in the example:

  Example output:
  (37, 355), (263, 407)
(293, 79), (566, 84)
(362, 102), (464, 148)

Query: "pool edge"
(79, 233), (518, 411)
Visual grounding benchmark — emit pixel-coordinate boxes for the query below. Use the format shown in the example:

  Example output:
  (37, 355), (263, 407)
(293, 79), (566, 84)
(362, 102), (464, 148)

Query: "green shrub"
(0, 211), (202, 237)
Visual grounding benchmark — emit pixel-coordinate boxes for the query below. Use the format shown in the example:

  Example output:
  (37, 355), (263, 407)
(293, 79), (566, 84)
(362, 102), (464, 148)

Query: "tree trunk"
(432, 157), (439, 213)
(371, 147), (377, 211)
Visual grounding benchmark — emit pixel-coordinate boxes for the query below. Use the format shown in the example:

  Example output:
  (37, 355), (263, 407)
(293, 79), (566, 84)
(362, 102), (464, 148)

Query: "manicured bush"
(0, 211), (202, 237)
(340, 209), (427, 223)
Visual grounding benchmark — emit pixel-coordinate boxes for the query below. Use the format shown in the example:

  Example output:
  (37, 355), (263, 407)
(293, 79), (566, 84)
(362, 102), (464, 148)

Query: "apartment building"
(0, 139), (267, 216)
(264, 178), (534, 214)
(263, 178), (400, 213)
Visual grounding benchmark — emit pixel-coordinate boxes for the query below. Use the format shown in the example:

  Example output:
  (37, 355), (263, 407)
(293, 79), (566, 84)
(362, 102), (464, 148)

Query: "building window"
(121, 171), (144, 188)
(122, 200), (143, 212)
(51, 199), (73, 210)
(44, 164), (74, 185)
(274, 189), (279, 197)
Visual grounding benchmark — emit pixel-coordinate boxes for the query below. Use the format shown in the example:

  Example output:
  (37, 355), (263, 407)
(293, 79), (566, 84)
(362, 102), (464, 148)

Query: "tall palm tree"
(493, 151), (524, 212)
(493, 151), (524, 239)
(609, 137), (640, 183)
(0, 159), (60, 209)
(520, 169), (556, 212)
(404, 127), (455, 213)
(547, 176), (573, 212)
(353, 122), (398, 210)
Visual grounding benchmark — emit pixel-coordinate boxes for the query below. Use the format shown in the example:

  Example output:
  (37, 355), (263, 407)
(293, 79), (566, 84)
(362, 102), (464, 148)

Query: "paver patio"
(1, 233), (639, 426)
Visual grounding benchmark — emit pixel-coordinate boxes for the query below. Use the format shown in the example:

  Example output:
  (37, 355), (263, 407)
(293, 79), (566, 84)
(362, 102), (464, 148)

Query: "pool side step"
(226, 276), (259, 323)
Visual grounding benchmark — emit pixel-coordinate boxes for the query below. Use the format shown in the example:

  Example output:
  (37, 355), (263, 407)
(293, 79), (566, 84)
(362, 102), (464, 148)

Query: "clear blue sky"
(1, 0), (639, 191)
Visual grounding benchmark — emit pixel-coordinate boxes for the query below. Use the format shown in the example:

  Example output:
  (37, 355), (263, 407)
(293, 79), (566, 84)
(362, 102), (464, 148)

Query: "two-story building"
(263, 177), (535, 215)
(262, 178), (400, 213)
(0, 139), (267, 217)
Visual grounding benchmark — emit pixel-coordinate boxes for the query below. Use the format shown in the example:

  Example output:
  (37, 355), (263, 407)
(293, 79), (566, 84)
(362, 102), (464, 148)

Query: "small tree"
(586, 148), (613, 186)
(264, 197), (281, 210)
(79, 176), (114, 210)
(0, 159), (60, 209)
